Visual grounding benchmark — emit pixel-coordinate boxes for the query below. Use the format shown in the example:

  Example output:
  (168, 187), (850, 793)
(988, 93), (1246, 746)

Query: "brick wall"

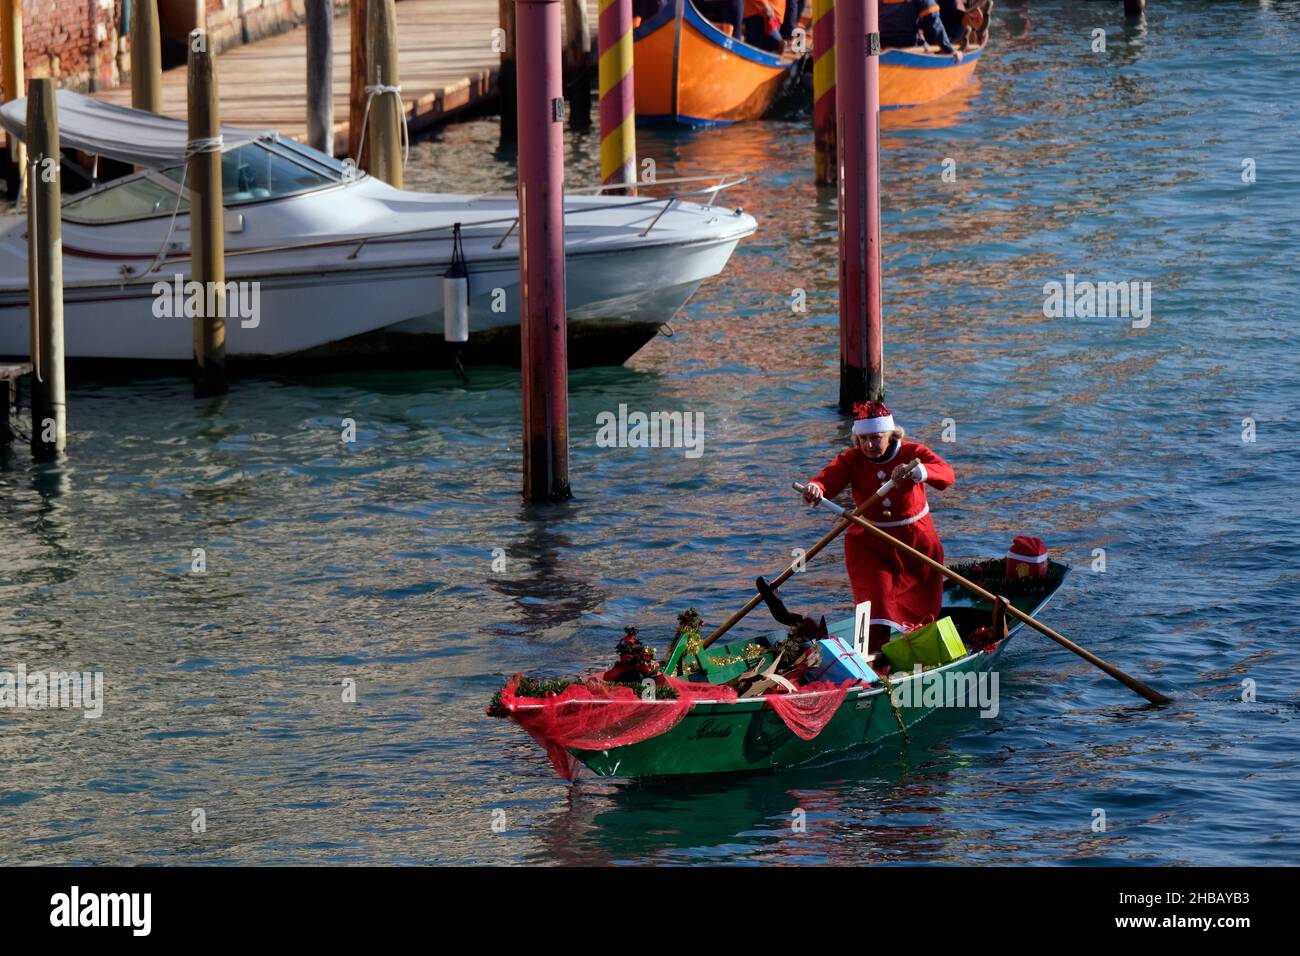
(17, 0), (122, 90)
(1, 0), (355, 95)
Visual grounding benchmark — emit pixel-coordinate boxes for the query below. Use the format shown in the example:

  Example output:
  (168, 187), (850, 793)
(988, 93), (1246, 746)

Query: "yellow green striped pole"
(813, 0), (836, 186)
(598, 0), (636, 194)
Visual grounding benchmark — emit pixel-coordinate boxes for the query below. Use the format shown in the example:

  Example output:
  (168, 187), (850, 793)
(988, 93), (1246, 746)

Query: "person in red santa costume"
(802, 401), (955, 651)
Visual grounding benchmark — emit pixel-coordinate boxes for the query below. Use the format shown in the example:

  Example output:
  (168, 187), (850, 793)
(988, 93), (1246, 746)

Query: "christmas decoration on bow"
(601, 627), (663, 683)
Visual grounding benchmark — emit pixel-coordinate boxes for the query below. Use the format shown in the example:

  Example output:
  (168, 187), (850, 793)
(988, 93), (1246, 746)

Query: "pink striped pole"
(516, 0), (572, 501)
(598, 0), (637, 193)
(835, 0), (882, 410)
(812, 0), (836, 186)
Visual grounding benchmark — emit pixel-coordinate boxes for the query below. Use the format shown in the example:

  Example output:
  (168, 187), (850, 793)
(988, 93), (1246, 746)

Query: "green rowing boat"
(499, 560), (1070, 780)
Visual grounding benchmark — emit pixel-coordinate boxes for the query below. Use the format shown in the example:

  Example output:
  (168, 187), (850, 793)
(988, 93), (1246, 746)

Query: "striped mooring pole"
(598, 0), (636, 193)
(812, 0), (836, 186)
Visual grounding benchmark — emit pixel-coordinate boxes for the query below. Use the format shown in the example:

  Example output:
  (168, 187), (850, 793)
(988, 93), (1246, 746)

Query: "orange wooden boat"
(634, 1), (987, 127)
(877, 43), (984, 108)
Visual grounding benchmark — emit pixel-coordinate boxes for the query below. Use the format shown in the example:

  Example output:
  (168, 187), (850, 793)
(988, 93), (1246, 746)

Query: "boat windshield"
(62, 174), (189, 223)
(61, 141), (344, 223)
(159, 142), (340, 203)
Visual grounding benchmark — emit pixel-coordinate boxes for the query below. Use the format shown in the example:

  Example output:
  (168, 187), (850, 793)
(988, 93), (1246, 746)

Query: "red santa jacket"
(808, 440), (954, 527)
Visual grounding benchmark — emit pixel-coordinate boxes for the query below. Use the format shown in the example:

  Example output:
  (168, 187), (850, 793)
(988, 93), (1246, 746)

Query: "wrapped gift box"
(881, 617), (967, 672)
(680, 640), (775, 684)
(809, 636), (879, 685)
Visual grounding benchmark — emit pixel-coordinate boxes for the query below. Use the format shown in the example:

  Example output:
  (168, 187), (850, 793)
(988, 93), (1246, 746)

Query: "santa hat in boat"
(852, 401), (896, 436)
(1005, 536), (1049, 579)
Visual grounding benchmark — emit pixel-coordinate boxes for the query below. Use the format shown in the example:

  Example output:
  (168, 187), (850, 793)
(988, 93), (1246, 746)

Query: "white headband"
(852, 415), (895, 436)
(1007, 549), (1049, 563)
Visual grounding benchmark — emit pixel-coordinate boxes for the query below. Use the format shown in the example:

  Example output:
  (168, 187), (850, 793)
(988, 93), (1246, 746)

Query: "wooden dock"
(1, 360), (32, 444)
(93, 0), (599, 156)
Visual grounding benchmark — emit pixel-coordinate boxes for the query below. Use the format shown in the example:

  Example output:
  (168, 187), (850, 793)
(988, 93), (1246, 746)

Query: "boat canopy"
(0, 90), (276, 170)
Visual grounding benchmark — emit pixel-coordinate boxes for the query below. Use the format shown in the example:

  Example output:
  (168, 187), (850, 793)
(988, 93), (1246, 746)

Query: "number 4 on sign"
(854, 601), (871, 655)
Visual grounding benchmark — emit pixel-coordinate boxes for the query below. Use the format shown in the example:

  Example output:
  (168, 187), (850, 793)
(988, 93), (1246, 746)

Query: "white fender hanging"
(442, 222), (470, 344)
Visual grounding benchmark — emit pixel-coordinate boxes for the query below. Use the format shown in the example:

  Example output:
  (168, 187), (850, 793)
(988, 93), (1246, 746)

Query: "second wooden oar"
(792, 482), (1171, 706)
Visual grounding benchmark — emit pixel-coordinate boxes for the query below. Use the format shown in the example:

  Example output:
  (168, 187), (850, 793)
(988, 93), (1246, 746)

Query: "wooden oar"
(792, 482), (1171, 706)
(684, 462), (922, 657)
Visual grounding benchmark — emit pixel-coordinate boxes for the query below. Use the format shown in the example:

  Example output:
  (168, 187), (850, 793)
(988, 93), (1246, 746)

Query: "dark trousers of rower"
(698, 0), (743, 37)
(783, 0), (805, 39)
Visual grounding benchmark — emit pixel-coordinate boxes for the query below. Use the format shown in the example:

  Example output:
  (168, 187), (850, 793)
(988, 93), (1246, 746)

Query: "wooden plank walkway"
(1, 361), (32, 444)
(94, 0), (599, 156)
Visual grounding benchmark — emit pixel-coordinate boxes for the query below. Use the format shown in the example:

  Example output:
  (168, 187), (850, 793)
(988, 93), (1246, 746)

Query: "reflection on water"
(1, 0), (1299, 865)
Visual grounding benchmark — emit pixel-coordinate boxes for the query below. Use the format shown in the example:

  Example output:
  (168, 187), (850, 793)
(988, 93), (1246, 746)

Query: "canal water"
(2, 0), (1298, 865)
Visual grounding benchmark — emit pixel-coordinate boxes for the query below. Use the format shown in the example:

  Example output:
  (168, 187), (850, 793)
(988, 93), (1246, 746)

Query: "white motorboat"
(0, 91), (756, 368)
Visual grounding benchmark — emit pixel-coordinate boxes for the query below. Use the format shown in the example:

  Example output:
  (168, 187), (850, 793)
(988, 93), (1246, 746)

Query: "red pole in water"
(864, 0), (882, 407)
(835, 0), (882, 410)
(516, 0), (572, 501)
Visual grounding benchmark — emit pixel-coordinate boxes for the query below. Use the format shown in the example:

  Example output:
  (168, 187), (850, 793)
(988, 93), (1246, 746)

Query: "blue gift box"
(810, 636), (879, 685)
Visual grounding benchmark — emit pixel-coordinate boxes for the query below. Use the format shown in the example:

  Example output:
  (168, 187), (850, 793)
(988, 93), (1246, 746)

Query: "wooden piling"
(516, 0), (570, 502)
(812, 0), (836, 186)
(364, 0), (403, 188)
(306, 0), (335, 156)
(564, 0), (592, 130)
(131, 0), (163, 113)
(1, 0), (26, 200)
(187, 31), (228, 397)
(835, 0), (883, 410)
(26, 80), (67, 458)
(348, 0), (368, 161)
(598, 0), (636, 193)
(499, 0), (518, 143)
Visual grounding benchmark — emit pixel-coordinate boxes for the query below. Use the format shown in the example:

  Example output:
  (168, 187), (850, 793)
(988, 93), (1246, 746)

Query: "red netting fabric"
(764, 681), (854, 740)
(502, 676), (737, 780)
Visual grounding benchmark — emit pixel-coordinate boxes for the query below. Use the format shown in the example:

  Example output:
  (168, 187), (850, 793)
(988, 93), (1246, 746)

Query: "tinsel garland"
(667, 608), (706, 675)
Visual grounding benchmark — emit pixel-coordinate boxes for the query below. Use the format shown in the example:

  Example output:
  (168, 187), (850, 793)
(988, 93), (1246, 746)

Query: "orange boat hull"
(634, 2), (794, 126)
(634, 3), (985, 126)
(879, 47), (982, 107)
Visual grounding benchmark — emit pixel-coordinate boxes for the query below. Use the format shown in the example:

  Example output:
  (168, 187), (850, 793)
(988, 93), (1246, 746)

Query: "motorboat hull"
(0, 91), (756, 370)
(0, 230), (741, 369)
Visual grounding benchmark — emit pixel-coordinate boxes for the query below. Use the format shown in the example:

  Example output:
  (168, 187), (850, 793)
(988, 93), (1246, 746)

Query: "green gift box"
(881, 617), (967, 672)
(668, 639), (775, 684)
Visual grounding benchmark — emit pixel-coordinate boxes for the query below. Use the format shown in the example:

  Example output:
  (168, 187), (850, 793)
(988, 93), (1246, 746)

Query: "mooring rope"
(355, 83), (410, 172)
(147, 135), (225, 275)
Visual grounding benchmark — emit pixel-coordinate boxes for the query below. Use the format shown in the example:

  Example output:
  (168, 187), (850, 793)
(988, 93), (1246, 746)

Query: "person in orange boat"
(696, 0), (744, 38)
(939, 0), (991, 50)
(802, 401), (955, 651)
(880, 0), (963, 62)
(742, 1), (786, 52)
(693, 1), (804, 52)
